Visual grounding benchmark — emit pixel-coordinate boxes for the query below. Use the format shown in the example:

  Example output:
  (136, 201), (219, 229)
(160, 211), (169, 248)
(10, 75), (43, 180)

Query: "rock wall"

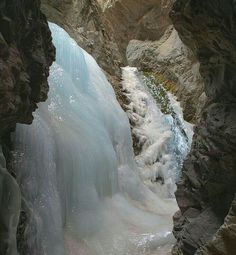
(101, 0), (174, 57)
(0, 1), (55, 254)
(126, 27), (205, 123)
(0, 0), (55, 138)
(196, 196), (236, 255)
(170, 0), (236, 254)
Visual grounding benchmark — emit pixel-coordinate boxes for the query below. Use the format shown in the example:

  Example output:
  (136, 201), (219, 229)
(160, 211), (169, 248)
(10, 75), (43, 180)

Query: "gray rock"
(196, 196), (236, 255)
(170, 0), (236, 254)
(126, 27), (206, 123)
(0, 0), (55, 137)
(0, 1), (55, 253)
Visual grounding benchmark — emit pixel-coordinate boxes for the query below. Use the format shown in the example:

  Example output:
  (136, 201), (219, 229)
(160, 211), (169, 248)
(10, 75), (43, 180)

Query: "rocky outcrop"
(0, 1), (55, 254)
(126, 27), (205, 123)
(101, 0), (174, 56)
(170, 0), (236, 254)
(0, 0), (55, 139)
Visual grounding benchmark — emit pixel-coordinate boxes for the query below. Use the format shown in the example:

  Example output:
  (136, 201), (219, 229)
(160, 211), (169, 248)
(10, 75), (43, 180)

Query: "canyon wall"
(126, 27), (205, 123)
(170, 0), (236, 254)
(101, 0), (174, 56)
(0, 0), (55, 139)
(0, 0), (55, 253)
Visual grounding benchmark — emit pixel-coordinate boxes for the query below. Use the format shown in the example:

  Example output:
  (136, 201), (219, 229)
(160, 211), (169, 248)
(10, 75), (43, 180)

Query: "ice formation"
(12, 23), (191, 255)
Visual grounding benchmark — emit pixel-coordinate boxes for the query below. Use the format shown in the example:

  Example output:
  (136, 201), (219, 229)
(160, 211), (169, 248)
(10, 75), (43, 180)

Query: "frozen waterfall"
(121, 67), (193, 198)
(12, 23), (189, 255)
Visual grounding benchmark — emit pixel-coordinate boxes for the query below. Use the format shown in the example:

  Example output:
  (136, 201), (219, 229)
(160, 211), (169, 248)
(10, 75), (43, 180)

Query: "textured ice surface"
(121, 67), (193, 198)
(13, 23), (178, 255)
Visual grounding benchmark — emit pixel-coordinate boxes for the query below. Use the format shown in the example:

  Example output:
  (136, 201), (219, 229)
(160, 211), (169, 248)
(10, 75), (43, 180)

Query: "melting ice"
(12, 23), (190, 255)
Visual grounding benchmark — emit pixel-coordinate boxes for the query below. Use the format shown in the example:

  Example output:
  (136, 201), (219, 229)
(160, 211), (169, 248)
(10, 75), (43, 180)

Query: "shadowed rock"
(170, 0), (236, 254)
(0, 1), (55, 254)
(0, 0), (55, 138)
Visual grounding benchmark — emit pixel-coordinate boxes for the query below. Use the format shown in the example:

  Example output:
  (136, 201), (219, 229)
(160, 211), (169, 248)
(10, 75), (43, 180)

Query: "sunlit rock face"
(42, 0), (173, 61)
(101, 0), (205, 123)
(170, 1), (236, 254)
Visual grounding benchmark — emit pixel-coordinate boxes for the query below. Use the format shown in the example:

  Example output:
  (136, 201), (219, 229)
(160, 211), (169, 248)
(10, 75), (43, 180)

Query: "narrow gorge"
(0, 1), (235, 255)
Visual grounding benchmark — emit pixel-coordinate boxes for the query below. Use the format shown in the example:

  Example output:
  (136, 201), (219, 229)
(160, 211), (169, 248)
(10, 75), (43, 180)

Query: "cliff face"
(170, 1), (236, 254)
(0, 1), (55, 254)
(0, 0), (55, 138)
(126, 27), (205, 123)
(101, 0), (174, 57)
(42, 0), (173, 63)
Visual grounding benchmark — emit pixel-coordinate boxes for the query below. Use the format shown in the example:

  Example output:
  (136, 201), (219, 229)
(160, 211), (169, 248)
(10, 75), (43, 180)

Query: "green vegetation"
(144, 71), (178, 95)
(143, 72), (188, 141)
(143, 72), (173, 115)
